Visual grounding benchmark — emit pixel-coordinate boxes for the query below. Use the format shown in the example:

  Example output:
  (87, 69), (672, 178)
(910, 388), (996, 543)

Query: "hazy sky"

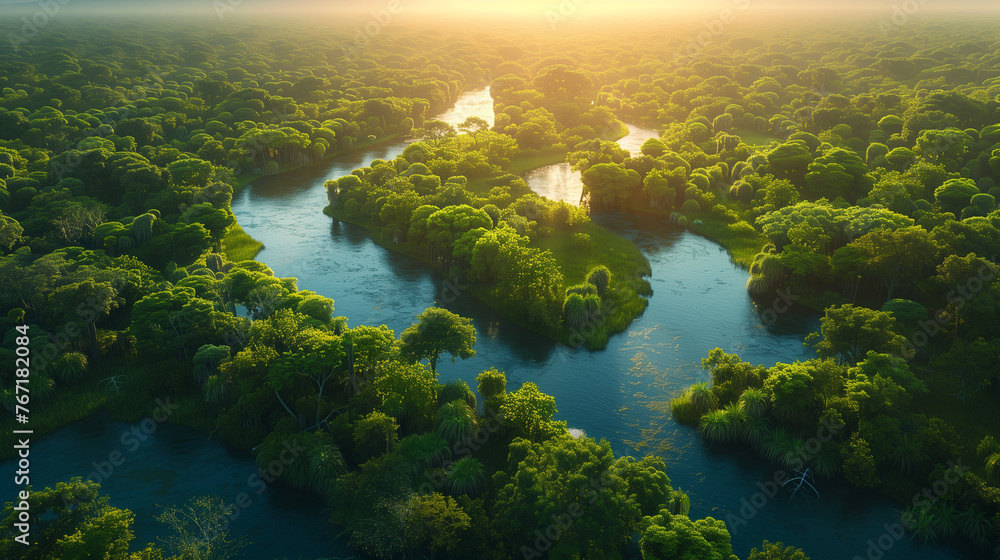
(2, 0), (999, 16)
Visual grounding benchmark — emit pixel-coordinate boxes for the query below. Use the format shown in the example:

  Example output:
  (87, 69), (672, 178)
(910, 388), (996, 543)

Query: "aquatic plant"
(958, 508), (993, 548)
(699, 410), (732, 442)
(761, 427), (793, 465)
(738, 387), (767, 419)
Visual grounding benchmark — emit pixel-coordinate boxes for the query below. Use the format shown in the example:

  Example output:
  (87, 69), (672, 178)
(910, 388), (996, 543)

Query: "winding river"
(4, 88), (968, 559)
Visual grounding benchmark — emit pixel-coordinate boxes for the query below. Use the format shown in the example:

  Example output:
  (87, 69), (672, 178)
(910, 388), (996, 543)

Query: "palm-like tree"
(747, 252), (784, 296)
(203, 375), (231, 407)
(689, 382), (718, 413)
(33, 373), (55, 403)
(722, 402), (747, 441)
(438, 380), (477, 410)
(742, 416), (771, 448)
(258, 432), (344, 495)
(738, 387), (767, 419)
(958, 508), (992, 548)
(435, 400), (478, 444)
(307, 439), (346, 497)
(445, 457), (485, 496)
(986, 453), (1000, 484)
(52, 352), (88, 385)
(810, 443), (841, 478)
(909, 505), (938, 543)
(780, 436), (806, 469)
(761, 427), (793, 465)
(397, 432), (452, 476)
(564, 293), (588, 329)
(977, 435), (1000, 483)
(931, 501), (959, 539)
(723, 402), (748, 422)
(699, 410), (732, 442)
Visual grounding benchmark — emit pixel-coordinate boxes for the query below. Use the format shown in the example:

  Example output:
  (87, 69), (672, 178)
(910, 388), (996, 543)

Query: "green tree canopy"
(399, 306), (476, 372)
(806, 304), (907, 365)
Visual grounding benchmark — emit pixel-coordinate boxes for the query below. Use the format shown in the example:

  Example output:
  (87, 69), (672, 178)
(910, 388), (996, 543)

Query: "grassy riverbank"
(506, 148), (570, 175)
(688, 217), (768, 269)
(221, 222), (265, 262)
(535, 223), (652, 348)
(613, 198), (768, 270)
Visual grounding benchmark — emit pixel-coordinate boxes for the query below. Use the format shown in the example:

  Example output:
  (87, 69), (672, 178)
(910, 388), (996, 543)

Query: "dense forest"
(0, 7), (998, 560)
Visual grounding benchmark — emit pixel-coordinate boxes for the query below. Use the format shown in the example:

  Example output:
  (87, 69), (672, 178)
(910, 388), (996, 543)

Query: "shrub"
(435, 400), (478, 444)
(671, 382), (718, 425)
(586, 265), (611, 295)
(566, 283), (598, 297)
(681, 199), (701, 215)
(727, 221), (758, 238)
(699, 410), (732, 442)
(582, 294), (603, 321)
(564, 293), (588, 329)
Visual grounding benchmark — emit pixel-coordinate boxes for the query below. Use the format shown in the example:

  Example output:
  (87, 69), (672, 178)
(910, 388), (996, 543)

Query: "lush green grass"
(221, 222), (265, 262)
(465, 173), (517, 196)
(536, 223), (653, 349)
(689, 217), (768, 270)
(536, 222), (649, 291)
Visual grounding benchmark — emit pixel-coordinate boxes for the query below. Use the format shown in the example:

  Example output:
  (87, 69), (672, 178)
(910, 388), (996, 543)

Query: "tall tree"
(416, 120), (457, 147)
(399, 307), (476, 372)
(582, 163), (640, 211)
(269, 328), (345, 429)
(806, 304), (907, 365)
(458, 116), (490, 146)
(155, 496), (248, 560)
(49, 278), (121, 363)
(851, 226), (939, 301)
(935, 253), (999, 338)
